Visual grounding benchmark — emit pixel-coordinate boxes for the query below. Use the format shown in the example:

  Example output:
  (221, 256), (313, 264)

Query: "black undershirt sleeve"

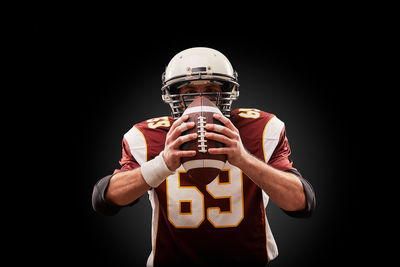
(282, 169), (316, 218)
(92, 173), (140, 216)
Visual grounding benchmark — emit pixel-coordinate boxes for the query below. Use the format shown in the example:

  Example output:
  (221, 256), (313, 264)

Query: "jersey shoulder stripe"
(123, 116), (173, 165)
(230, 108), (282, 161)
(124, 125), (147, 165)
(262, 116), (285, 163)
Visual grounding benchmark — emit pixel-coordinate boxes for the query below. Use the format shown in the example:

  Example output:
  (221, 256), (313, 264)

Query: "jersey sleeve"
(92, 125), (147, 216)
(114, 138), (141, 173)
(92, 116), (171, 216)
(269, 126), (316, 218)
(258, 113), (315, 218)
(268, 126), (296, 172)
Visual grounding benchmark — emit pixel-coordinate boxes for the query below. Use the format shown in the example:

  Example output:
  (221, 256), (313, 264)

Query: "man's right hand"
(162, 114), (197, 171)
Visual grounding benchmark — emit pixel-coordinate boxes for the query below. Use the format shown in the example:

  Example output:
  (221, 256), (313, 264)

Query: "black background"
(19, 13), (375, 266)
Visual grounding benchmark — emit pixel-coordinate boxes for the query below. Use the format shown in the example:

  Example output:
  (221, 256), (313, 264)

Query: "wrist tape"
(141, 151), (175, 188)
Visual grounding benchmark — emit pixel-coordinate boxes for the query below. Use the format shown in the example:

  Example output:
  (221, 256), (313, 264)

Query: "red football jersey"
(115, 108), (297, 266)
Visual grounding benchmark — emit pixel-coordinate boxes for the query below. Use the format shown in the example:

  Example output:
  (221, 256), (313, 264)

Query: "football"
(180, 96), (227, 185)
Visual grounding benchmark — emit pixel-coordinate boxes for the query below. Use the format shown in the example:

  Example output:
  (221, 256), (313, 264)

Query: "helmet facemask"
(162, 73), (239, 120)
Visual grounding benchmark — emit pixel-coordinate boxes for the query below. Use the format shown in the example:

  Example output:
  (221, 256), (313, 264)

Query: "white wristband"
(141, 151), (175, 188)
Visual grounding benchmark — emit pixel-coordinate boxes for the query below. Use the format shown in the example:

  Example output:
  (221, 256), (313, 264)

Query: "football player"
(92, 47), (316, 266)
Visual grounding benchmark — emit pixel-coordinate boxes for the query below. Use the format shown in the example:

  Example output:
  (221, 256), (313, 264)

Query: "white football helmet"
(161, 47), (239, 119)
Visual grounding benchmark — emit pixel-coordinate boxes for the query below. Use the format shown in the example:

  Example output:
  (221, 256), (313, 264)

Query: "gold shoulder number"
(238, 108), (260, 119)
(147, 116), (171, 129)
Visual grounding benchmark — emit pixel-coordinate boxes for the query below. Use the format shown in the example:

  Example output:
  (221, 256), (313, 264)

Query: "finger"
(171, 133), (197, 147)
(169, 121), (195, 141)
(208, 147), (231, 155)
(169, 114), (189, 133)
(176, 150), (197, 157)
(213, 113), (237, 132)
(205, 123), (236, 139)
(177, 122), (195, 133)
(205, 132), (233, 146)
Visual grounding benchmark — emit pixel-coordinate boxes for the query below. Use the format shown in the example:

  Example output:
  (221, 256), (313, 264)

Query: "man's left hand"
(205, 113), (249, 168)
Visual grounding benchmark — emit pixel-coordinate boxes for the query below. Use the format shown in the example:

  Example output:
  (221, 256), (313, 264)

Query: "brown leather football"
(180, 96), (227, 185)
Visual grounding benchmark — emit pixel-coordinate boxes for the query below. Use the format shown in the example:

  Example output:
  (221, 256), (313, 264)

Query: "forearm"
(237, 153), (306, 211)
(106, 168), (151, 206)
